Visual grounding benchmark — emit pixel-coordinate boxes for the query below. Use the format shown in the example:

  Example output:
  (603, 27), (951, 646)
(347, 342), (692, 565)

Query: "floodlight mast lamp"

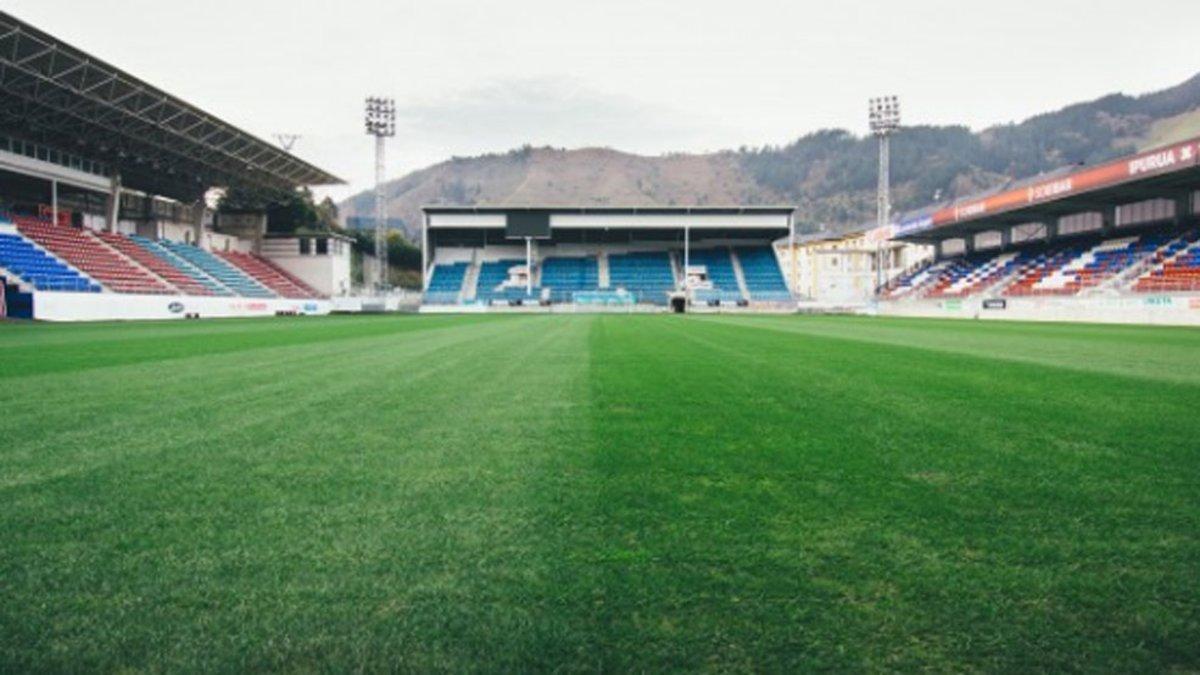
(869, 96), (901, 291)
(365, 97), (396, 290)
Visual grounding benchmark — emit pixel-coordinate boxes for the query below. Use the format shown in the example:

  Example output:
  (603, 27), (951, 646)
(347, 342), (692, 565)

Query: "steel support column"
(683, 224), (690, 292)
(192, 198), (205, 248)
(106, 173), (121, 233)
(421, 211), (429, 292)
(1101, 206), (1117, 235)
(788, 211), (797, 293)
(525, 237), (532, 296)
(1174, 192), (1194, 227)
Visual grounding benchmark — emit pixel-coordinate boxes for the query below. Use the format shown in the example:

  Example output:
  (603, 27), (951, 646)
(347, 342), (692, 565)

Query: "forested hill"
(341, 72), (1200, 238)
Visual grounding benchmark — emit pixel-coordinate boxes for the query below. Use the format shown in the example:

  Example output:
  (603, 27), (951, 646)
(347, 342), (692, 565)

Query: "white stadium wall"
(259, 237), (353, 297)
(878, 294), (1200, 327)
(32, 291), (331, 322)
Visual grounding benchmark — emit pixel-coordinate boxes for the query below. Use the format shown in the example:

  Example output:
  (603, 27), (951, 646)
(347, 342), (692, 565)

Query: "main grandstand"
(878, 136), (1200, 325)
(420, 206), (796, 311)
(0, 12), (346, 321)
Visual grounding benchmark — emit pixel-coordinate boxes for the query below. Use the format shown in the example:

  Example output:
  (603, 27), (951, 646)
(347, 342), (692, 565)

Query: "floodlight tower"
(365, 97), (396, 290)
(869, 96), (901, 291)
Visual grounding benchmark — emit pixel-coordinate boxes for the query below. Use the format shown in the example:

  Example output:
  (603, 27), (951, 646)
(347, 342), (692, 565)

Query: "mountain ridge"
(341, 73), (1200, 239)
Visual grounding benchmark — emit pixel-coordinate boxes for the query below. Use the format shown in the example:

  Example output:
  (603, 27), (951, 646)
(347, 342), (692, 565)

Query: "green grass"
(1, 314), (1198, 672)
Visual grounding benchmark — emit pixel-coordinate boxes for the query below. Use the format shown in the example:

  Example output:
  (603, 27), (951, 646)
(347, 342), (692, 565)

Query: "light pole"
(869, 96), (900, 292)
(365, 97), (396, 291)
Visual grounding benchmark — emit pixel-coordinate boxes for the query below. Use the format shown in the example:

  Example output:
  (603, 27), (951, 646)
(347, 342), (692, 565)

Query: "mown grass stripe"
(0, 314), (1196, 672)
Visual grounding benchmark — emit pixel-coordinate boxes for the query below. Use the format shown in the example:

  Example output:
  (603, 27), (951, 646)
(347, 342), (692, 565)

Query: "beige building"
(776, 227), (933, 303)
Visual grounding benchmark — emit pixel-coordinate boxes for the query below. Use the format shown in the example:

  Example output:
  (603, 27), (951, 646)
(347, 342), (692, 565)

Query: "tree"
(218, 185), (338, 234)
(345, 228), (421, 288)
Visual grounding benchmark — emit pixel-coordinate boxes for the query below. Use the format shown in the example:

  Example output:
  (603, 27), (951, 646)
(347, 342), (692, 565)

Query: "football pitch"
(1, 314), (1198, 671)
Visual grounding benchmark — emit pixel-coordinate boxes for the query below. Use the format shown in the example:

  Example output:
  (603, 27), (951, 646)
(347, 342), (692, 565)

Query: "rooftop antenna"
(274, 134), (301, 153)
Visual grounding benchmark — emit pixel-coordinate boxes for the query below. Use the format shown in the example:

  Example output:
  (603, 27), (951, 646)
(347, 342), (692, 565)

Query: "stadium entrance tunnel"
(671, 296), (687, 313)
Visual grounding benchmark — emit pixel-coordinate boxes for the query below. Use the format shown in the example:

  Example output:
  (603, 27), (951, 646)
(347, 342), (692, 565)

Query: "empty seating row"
(159, 239), (275, 298)
(424, 262), (468, 303)
(540, 256), (599, 302)
(917, 257), (986, 298)
(881, 231), (1199, 300)
(926, 251), (1030, 299)
(96, 230), (205, 295)
(0, 230), (99, 292)
(608, 251), (675, 304)
(475, 259), (523, 301)
(735, 246), (792, 301)
(218, 251), (321, 298)
(0, 218), (326, 300)
(1005, 242), (1114, 297)
(689, 248), (739, 299)
(15, 217), (173, 294)
(1134, 231), (1200, 292)
(880, 260), (950, 299)
(1058, 234), (1173, 293)
(128, 235), (232, 296)
(689, 248), (744, 302)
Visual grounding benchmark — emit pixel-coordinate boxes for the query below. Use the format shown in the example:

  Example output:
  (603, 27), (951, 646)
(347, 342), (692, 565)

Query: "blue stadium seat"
(540, 255), (598, 303)
(129, 235), (233, 296)
(475, 259), (524, 302)
(735, 247), (791, 301)
(423, 262), (468, 304)
(0, 231), (99, 292)
(159, 240), (275, 298)
(689, 248), (743, 303)
(608, 251), (675, 305)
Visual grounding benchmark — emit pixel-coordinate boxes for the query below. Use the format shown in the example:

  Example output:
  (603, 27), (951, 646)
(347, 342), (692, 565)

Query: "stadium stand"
(218, 251), (323, 299)
(424, 262), (468, 304)
(736, 246), (792, 301)
(1052, 234), (1174, 293)
(922, 251), (1029, 299)
(15, 217), (174, 294)
(911, 256), (979, 298)
(0, 229), (98, 292)
(880, 260), (950, 299)
(159, 240), (276, 298)
(95, 231), (206, 295)
(422, 207), (794, 310)
(128, 235), (233, 296)
(608, 251), (676, 304)
(690, 248), (742, 303)
(1005, 241), (1116, 297)
(0, 13), (340, 320)
(885, 231), (1200, 300)
(540, 256), (599, 302)
(880, 139), (1200, 325)
(475, 259), (525, 302)
(1133, 231), (1200, 292)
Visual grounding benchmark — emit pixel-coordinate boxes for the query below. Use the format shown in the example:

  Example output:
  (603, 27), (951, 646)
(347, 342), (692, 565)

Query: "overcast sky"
(7, 0), (1200, 202)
